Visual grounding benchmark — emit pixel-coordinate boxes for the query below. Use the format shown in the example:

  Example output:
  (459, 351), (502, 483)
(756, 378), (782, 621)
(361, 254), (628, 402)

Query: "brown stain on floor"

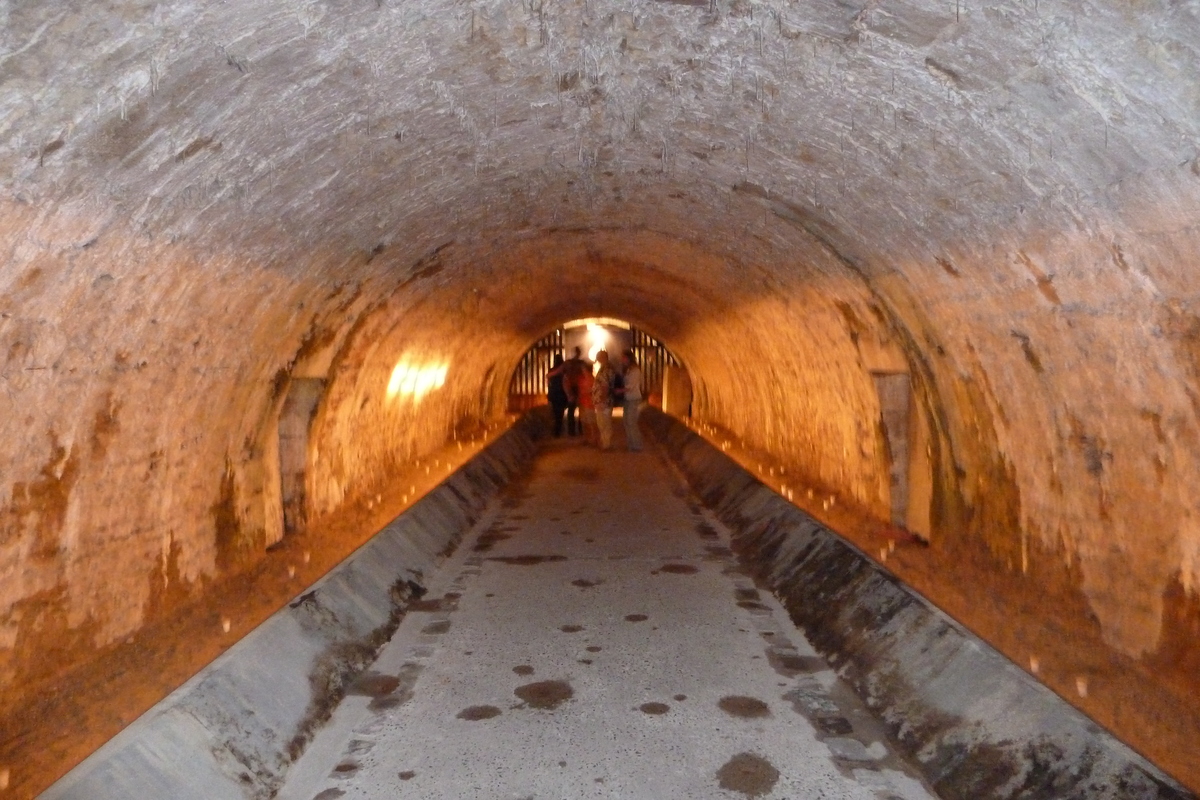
(514, 679), (574, 710)
(716, 752), (780, 797)
(658, 563), (699, 574)
(456, 705), (502, 721)
(571, 578), (602, 588)
(421, 620), (452, 635)
(513, 665), (535, 676)
(624, 613), (649, 622)
(718, 695), (771, 718)
(473, 529), (513, 552)
(639, 701), (670, 714)
(560, 624), (585, 633)
(487, 555), (568, 565)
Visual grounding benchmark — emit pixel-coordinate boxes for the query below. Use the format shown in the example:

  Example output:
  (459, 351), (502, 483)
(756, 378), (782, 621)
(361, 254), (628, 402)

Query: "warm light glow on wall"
(387, 358), (449, 403)
(563, 317), (631, 330)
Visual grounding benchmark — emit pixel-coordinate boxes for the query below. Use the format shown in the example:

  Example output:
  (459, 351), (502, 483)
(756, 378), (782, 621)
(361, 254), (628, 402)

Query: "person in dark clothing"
(547, 354), (569, 436)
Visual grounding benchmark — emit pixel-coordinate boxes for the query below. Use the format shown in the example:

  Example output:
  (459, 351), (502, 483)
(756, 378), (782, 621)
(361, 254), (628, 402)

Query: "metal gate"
(627, 327), (679, 404)
(508, 329), (565, 411)
(508, 324), (680, 412)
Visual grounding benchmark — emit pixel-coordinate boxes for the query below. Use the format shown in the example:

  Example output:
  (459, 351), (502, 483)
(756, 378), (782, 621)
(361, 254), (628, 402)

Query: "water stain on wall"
(90, 392), (122, 460)
(5, 433), (79, 558)
(211, 460), (248, 572)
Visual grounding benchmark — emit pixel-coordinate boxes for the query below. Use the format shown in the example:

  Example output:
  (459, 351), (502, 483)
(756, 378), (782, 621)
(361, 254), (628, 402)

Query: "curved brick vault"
(2, 1), (1200, 793)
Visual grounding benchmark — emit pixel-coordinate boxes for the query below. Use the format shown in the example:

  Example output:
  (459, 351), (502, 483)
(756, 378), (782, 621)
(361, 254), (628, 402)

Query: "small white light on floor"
(367, 500), (374, 509)
(768, 467), (774, 476)
(288, 566), (296, 579)
(829, 496), (836, 507)
(888, 540), (896, 553)
(402, 495), (408, 503)
(221, 618), (231, 633)
(1, 767), (9, 790)
(303, 551), (311, 564)
(376, 494), (381, 503)
(425, 466), (430, 475)
(807, 489), (814, 499)
(879, 548), (888, 562)
(1029, 655), (1040, 674)
(1075, 676), (1088, 697)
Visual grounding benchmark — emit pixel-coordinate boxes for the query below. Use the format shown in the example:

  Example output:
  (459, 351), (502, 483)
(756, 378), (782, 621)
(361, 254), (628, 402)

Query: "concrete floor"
(278, 435), (940, 800)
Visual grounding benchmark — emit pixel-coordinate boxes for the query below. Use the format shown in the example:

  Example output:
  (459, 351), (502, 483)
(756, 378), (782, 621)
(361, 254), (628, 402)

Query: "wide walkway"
(279, 435), (939, 800)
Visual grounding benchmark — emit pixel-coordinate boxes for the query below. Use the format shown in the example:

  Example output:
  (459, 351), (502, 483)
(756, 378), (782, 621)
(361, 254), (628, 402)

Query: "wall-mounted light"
(387, 358), (449, 403)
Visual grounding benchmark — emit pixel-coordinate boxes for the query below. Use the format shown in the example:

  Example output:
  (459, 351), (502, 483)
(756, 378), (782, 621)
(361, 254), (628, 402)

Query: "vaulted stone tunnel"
(3, 1), (1200, 796)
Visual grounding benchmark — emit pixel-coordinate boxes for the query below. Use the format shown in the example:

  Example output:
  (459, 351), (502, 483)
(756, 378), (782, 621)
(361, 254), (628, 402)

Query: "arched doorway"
(507, 318), (687, 414)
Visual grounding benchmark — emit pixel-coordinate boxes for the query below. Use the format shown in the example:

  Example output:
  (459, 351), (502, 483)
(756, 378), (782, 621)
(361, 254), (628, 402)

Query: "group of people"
(547, 347), (644, 451)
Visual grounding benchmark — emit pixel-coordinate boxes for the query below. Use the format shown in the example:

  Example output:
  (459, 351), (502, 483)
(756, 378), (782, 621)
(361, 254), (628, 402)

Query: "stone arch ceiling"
(4, 0), (1200, 790)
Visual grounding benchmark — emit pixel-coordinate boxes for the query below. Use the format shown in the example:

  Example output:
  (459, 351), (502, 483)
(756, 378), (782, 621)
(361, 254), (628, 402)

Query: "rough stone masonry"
(2, 0), (1200, 794)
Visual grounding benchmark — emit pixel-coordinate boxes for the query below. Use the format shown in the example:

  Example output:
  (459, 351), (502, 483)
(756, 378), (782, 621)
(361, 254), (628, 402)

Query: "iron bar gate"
(508, 325), (680, 411)
(628, 327), (679, 402)
(508, 329), (564, 411)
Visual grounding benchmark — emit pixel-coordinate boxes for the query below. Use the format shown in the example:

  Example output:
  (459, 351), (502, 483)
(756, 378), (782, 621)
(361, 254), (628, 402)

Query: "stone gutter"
(41, 414), (541, 800)
(643, 408), (1193, 800)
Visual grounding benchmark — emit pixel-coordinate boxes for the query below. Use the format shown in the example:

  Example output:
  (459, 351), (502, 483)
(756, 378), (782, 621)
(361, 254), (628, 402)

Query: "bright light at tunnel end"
(585, 323), (609, 362)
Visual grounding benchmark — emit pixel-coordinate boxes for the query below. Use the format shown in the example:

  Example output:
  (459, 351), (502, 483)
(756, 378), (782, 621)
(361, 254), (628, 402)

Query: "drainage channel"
(277, 438), (937, 800)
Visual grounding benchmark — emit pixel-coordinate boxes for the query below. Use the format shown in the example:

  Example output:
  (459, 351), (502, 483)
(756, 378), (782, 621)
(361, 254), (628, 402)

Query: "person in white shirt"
(620, 350), (644, 452)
